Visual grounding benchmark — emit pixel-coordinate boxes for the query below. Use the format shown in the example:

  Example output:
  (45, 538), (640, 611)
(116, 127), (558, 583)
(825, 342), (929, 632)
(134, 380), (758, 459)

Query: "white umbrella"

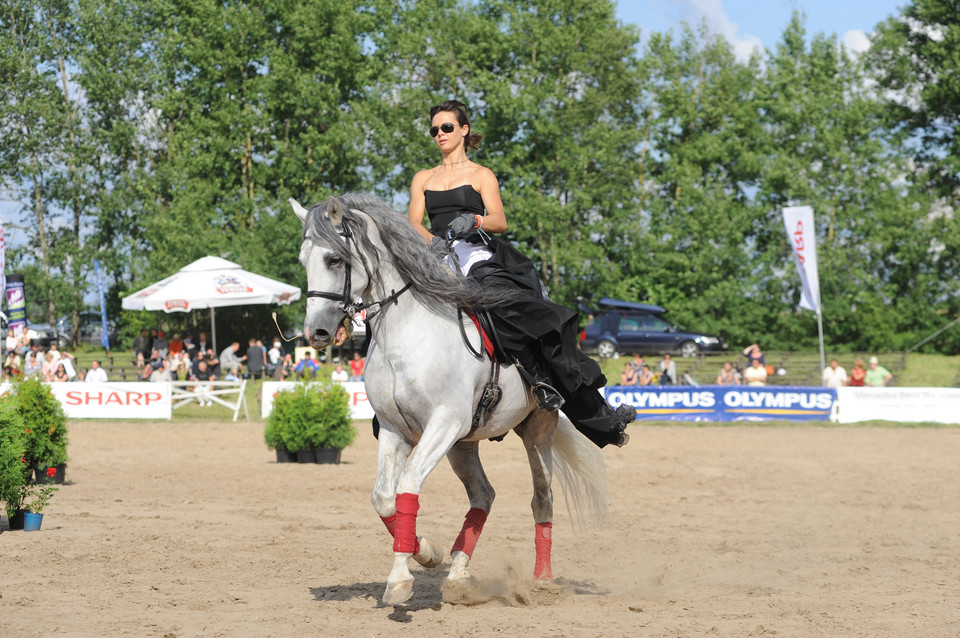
(121, 256), (301, 353)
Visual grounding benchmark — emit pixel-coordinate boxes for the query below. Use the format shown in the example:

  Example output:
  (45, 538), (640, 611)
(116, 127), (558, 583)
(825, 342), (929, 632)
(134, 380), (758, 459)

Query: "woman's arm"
(476, 167), (507, 233)
(407, 170), (435, 243)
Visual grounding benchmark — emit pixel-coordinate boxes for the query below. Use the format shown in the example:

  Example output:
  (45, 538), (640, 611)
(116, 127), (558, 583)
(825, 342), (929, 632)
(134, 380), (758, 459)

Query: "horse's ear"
(289, 198), (310, 224)
(326, 197), (344, 226)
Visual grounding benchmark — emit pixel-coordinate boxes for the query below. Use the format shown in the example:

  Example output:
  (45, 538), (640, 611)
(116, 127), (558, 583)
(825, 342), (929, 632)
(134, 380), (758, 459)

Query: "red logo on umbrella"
(165, 300), (189, 310)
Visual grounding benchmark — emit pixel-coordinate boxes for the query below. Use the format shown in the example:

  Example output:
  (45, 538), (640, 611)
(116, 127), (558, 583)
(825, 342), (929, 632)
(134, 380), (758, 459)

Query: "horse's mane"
(302, 193), (517, 310)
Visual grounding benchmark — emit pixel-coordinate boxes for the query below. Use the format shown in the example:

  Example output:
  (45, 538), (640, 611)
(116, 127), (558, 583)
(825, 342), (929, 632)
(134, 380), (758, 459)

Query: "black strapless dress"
(424, 185), (624, 448)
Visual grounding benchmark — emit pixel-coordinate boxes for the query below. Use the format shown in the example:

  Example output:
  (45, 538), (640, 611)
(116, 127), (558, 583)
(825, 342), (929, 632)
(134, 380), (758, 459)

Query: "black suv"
(579, 298), (727, 358)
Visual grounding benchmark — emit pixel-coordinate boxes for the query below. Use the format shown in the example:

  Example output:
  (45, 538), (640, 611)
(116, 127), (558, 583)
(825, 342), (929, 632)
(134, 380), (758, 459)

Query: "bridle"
(304, 215), (412, 324)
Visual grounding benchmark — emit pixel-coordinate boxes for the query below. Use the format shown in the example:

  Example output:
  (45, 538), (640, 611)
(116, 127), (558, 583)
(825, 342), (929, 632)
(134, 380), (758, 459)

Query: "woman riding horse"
(407, 100), (633, 448)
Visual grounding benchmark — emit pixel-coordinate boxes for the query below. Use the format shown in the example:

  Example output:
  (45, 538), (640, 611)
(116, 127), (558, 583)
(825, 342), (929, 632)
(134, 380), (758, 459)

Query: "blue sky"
(615, 0), (907, 58)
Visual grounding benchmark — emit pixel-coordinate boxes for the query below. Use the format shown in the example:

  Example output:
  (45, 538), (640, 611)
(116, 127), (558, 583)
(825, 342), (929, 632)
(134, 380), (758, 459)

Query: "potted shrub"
(0, 399), (29, 529)
(16, 377), (69, 484)
(265, 381), (356, 464)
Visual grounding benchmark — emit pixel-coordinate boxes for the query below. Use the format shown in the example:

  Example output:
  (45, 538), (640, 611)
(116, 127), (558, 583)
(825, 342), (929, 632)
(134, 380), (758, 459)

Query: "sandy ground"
(2, 419), (959, 637)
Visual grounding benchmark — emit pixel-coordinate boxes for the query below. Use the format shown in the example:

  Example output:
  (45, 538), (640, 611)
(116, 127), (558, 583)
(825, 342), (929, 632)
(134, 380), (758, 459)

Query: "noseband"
(304, 215), (412, 323)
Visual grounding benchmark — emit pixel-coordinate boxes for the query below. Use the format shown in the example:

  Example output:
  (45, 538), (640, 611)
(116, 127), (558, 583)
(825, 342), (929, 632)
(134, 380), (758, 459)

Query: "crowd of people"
(615, 343), (895, 389)
(2, 329), (108, 383)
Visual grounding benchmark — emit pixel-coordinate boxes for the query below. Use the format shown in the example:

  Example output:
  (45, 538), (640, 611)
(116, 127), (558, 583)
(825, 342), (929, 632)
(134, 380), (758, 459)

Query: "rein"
(304, 215), (412, 324)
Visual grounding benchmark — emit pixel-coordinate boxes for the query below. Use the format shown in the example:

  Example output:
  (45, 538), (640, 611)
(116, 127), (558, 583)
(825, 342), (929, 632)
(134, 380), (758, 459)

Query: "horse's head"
(291, 197), (370, 351)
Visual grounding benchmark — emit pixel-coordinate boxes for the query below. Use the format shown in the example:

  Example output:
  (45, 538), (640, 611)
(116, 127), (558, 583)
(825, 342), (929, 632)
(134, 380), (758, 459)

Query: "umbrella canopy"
(122, 256), (301, 353)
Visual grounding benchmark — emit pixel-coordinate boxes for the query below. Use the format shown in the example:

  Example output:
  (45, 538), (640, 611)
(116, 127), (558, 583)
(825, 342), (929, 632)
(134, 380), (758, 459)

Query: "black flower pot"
(314, 448), (342, 465)
(35, 463), (66, 485)
(275, 448), (297, 463)
(295, 449), (316, 463)
(8, 509), (26, 531)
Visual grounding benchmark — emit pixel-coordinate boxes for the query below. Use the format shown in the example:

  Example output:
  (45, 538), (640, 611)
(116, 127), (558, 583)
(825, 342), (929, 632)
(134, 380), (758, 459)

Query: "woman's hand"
(445, 214), (478, 240)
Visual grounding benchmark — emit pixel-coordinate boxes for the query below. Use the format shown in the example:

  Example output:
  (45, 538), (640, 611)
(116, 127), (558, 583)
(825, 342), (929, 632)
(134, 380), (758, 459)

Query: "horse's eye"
(327, 255), (343, 268)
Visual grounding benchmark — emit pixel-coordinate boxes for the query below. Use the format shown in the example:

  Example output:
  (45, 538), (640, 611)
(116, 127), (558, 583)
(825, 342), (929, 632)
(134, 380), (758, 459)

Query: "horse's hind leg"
(516, 410), (559, 580)
(444, 440), (495, 584)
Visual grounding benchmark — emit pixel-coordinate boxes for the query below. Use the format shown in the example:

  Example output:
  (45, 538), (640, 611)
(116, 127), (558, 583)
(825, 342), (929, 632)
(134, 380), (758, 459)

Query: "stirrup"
(533, 382), (564, 412)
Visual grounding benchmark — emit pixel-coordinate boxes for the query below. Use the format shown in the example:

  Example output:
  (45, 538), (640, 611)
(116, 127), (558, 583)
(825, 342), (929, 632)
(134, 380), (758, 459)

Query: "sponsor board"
(261, 381), (374, 420)
(603, 385), (836, 422)
(49, 382), (172, 419)
(836, 387), (960, 424)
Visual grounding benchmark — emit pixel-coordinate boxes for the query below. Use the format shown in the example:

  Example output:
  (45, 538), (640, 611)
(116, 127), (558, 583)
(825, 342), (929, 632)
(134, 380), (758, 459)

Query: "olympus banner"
(602, 385), (836, 421)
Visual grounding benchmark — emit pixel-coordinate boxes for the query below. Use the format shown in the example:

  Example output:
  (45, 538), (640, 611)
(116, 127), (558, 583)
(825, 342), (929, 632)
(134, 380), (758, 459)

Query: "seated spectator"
(17, 329), (31, 355)
(273, 353), (295, 381)
(220, 342), (246, 376)
(59, 351), (78, 380)
(204, 348), (220, 377)
(246, 338), (266, 379)
(3, 350), (21, 376)
(132, 328), (150, 370)
(22, 352), (42, 378)
(742, 343), (765, 366)
(331, 363), (348, 383)
(630, 353), (644, 375)
(168, 333), (184, 356)
(192, 359), (216, 406)
(682, 372), (699, 386)
(865, 356), (893, 387)
(822, 358), (848, 388)
(41, 352), (58, 382)
(143, 348), (166, 381)
(658, 354), (677, 384)
(48, 342), (62, 362)
(742, 358), (767, 386)
(716, 361), (741, 385)
(848, 359), (867, 386)
(267, 341), (283, 375)
(86, 360), (109, 383)
(638, 364), (655, 386)
(620, 362), (639, 386)
(153, 330), (169, 357)
(52, 362), (70, 382)
(294, 352), (320, 379)
(349, 352), (365, 382)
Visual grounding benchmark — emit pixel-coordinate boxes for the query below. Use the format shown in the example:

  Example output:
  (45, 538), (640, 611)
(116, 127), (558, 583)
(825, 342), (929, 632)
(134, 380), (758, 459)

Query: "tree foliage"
(1, 1), (958, 352)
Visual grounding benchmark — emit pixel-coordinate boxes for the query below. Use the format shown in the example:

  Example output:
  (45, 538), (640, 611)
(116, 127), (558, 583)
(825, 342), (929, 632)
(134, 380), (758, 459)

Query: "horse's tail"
(552, 415), (609, 531)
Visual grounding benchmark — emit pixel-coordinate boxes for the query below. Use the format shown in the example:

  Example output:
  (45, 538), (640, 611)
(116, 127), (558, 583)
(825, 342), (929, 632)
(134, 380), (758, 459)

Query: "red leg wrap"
(451, 507), (488, 558)
(380, 513), (397, 538)
(534, 522), (553, 580)
(393, 493), (420, 554)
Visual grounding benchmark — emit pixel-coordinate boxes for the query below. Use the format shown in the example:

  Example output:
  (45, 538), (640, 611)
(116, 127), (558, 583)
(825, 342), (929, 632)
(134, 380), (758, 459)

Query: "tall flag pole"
(782, 206), (825, 375)
(94, 259), (111, 353)
(0, 221), (5, 360)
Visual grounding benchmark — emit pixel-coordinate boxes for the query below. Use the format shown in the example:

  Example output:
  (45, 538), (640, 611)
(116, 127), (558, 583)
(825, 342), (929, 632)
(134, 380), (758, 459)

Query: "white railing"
(170, 380), (249, 421)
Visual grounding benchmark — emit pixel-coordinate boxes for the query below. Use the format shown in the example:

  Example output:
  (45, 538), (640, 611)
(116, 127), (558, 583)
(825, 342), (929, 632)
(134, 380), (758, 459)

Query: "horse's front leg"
(444, 440), (495, 585)
(381, 407), (469, 605)
(516, 410), (558, 580)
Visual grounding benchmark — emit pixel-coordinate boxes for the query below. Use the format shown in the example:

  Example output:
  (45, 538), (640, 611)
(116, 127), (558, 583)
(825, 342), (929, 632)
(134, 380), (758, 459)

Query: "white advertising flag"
(782, 206), (820, 312)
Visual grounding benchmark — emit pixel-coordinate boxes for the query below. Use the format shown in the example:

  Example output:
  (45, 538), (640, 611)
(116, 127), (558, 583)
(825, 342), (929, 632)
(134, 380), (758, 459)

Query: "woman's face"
(430, 111), (466, 152)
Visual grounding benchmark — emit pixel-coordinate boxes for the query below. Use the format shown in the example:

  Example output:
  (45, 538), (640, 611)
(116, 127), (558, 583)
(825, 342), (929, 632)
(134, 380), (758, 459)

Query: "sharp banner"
(48, 382), (172, 419)
(602, 385), (837, 422)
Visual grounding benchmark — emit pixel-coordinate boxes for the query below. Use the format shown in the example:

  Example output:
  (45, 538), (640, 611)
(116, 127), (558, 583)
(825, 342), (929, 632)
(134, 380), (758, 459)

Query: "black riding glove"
(444, 214), (478, 240)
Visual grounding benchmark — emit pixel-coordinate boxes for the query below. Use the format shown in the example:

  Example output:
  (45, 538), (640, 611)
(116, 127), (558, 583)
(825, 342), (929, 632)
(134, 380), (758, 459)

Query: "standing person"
(822, 358), (848, 388)
(5, 328), (17, 354)
(848, 358), (867, 386)
(743, 358), (768, 386)
(406, 99), (631, 447)
(132, 329), (150, 371)
(246, 338), (266, 379)
(865, 356), (893, 387)
(273, 353), (295, 381)
(267, 340), (283, 376)
(630, 353), (644, 375)
(742, 343), (765, 366)
(86, 360), (109, 383)
(349, 351), (365, 382)
(658, 353), (677, 384)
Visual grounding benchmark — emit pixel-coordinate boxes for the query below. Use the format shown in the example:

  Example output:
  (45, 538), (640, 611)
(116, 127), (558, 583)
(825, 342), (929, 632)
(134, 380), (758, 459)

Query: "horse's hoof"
(413, 537), (443, 569)
(441, 574), (478, 604)
(382, 578), (413, 605)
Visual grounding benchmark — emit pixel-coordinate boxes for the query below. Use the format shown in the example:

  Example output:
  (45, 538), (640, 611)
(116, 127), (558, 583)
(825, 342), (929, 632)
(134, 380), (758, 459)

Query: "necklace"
(441, 158), (470, 167)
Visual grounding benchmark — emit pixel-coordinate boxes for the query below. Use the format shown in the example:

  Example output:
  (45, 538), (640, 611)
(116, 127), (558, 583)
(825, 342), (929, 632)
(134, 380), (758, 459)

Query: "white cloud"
(677, 0), (764, 61)
(841, 29), (871, 55)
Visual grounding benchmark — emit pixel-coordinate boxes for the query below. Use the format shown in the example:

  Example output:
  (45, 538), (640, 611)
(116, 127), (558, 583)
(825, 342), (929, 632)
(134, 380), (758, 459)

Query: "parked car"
(579, 298), (728, 358)
(56, 312), (119, 348)
(27, 321), (57, 348)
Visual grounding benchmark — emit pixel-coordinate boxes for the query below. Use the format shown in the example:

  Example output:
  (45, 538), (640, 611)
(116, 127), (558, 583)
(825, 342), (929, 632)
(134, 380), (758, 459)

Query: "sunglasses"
(429, 122), (456, 137)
